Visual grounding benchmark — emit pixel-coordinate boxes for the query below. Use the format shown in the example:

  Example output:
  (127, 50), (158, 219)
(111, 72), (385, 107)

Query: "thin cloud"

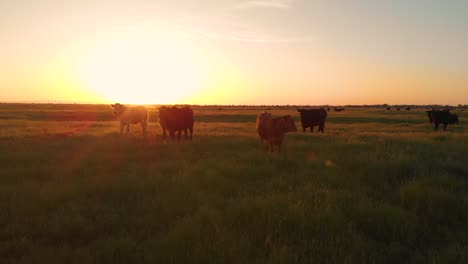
(233, 0), (293, 10)
(176, 24), (314, 43)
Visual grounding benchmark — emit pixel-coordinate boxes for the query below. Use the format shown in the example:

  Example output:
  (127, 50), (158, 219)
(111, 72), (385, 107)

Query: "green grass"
(0, 104), (467, 263)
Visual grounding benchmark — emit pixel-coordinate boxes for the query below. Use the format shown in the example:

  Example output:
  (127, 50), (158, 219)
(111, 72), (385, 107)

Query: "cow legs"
(302, 126), (306, 132)
(162, 127), (167, 138)
(310, 126), (314, 132)
(126, 124), (130, 133)
(141, 122), (147, 137)
(169, 130), (175, 140)
(189, 127), (193, 140)
(434, 123), (439, 131)
(184, 129), (188, 138)
(177, 130), (181, 142)
(319, 125), (324, 133)
(443, 123), (447, 131)
(120, 122), (124, 134)
(269, 142), (275, 152)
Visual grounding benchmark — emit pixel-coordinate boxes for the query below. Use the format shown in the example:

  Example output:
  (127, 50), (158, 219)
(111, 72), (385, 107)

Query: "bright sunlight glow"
(78, 28), (207, 104)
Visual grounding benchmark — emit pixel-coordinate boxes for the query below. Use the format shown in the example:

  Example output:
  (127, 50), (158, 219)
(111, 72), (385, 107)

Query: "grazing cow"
(386, 107), (391, 111)
(327, 107), (331, 112)
(334, 107), (345, 112)
(396, 108), (401, 111)
(111, 103), (148, 137)
(256, 112), (297, 152)
(405, 107), (411, 110)
(426, 110), (459, 131)
(297, 108), (327, 133)
(159, 106), (194, 141)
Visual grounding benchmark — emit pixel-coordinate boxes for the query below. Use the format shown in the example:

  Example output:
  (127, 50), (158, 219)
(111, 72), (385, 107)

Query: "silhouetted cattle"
(159, 106), (194, 141)
(386, 107), (391, 111)
(405, 107), (411, 110)
(426, 110), (459, 131)
(327, 107), (331, 112)
(111, 103), (148, 137)
(256, 112), (297, 152)
(396, 108), (401, 111)
(334, 107), (345, 112)
(297, 108), (327, 133)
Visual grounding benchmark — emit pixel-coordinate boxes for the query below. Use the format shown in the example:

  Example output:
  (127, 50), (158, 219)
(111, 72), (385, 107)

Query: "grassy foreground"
(0, 104), (467, 263)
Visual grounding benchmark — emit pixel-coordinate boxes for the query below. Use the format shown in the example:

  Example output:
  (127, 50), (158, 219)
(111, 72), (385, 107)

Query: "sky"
(1, 0), (467, 105)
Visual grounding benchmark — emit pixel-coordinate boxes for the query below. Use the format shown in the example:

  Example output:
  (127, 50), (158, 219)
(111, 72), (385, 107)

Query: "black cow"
(334, 107), (345, 112)
(426, 110), (458, 131)
(386, 107), (391, 111)
(297, 108), (327, 133)
(405, 107), (411, 110)
(159, 106), (194, 141)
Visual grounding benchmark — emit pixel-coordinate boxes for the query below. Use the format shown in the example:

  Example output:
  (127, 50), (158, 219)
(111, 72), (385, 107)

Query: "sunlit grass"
(0, 105), (467, 263)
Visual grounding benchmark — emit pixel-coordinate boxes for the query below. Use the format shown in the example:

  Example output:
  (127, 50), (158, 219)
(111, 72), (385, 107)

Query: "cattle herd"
(110, 104), (461, 152)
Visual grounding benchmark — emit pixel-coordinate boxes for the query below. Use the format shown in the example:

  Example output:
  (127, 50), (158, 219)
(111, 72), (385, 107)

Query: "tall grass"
(0, 105), (467, 263)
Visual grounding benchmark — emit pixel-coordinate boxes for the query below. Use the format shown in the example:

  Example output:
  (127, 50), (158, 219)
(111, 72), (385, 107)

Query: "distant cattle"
(426, 110), (459, 131)
(334, 107), (345, 112)
(405, 107), (411, 110)
(297, 108), (327, 133)
(396, 108), (401, 111)
(386, 107), (391, 111)
(327, 107), (331, 112)
(159, 106), (194, 141)
(111, 103), (148, 137)
(256, 112), (297, 152)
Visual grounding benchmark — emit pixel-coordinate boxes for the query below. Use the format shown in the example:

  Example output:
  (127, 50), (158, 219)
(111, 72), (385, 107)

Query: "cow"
(159, 106), (194, 141)
(426, 110), (459, 131)
(256, 112), (297, 152)
(327, 107), (331, 112)
(111, 103), (148, 137)
(386, 107), (391, 111)
(334, 107), (345, 112)
(396, 108), (401, 111)
(405, 107), (411, 110)
(297, 108), (327, 133)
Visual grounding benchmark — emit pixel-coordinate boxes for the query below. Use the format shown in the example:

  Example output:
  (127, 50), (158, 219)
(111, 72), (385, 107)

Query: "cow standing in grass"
(256, 112), (298, 152)
(111, 103), (148, 137)
(297, 108), (327, 133)
(159, 106), (194, 142)
(426, 110), (459, 131)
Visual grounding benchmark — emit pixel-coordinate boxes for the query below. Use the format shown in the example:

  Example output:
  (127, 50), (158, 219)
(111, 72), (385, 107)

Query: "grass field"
(1, 104), (467, 263)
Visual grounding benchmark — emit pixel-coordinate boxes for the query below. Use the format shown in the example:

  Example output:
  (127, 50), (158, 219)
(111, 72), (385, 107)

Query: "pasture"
(1, 104), (467, 263)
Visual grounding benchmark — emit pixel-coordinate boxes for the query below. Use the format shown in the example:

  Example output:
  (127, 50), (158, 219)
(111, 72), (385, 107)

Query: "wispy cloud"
(169, 3), (313, 44)
(233, 0), (294, 10)
(181, 27), (311, 43)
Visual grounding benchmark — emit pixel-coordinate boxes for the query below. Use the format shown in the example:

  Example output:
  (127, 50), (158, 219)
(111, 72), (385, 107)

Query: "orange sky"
(1, 0), (467, 105)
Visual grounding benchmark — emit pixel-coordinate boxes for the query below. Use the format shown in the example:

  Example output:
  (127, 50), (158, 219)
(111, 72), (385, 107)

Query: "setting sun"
(77, 28), (208, 104)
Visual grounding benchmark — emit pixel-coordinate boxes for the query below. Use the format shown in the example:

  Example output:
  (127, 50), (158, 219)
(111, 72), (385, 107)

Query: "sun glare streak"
(78, 30), (207, 104)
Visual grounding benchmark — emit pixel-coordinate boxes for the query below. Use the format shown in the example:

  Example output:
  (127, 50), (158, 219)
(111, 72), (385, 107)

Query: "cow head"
(111, 103), (126, 117)
(450, 115), (459, 125)
(426, 111), (433, 123)
(283, 115), (298, 132)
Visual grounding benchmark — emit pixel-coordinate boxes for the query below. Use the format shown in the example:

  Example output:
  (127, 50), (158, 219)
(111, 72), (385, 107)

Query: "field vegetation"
(1, 103), (467, 263)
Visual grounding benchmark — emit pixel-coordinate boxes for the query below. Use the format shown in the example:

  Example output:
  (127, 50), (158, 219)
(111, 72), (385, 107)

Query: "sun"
(78, 31), (207, 105)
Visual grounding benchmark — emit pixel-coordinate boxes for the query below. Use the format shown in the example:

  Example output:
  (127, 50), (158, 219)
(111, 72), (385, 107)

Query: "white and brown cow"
(111, 103), (148, 137)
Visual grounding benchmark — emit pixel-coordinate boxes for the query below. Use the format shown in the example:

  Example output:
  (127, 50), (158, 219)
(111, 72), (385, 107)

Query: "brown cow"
(256, 112), (297, 152)
(159, 106), (194, 141)
(111, 103), (148, 137)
